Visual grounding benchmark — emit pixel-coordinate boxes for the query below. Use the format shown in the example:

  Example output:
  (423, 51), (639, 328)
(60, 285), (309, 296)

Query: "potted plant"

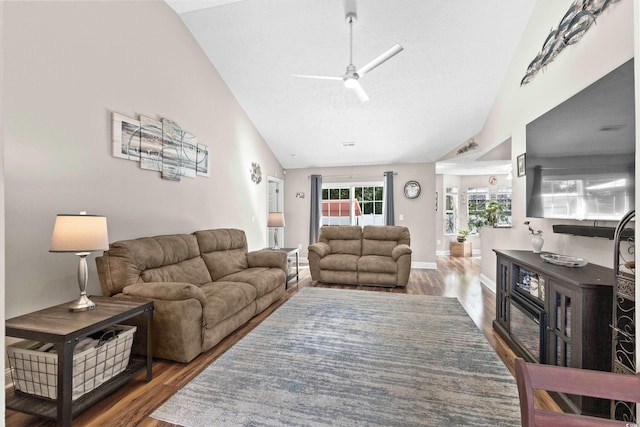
(485, 200), (506, 227)
(524, 220), (544, 253)
(469, 201), (506, 230)
(457, 229), (470, 243)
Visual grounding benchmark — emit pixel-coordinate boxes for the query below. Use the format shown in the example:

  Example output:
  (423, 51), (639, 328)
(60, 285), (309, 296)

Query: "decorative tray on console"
(540, 253), (588, 268)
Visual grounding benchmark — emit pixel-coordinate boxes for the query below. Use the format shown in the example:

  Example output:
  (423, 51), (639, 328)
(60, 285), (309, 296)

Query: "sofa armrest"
(122, 282), (207, 307)
(308, 242), (331, 258)
(247, 249), (287, 272)
(391, 244), (412, 260)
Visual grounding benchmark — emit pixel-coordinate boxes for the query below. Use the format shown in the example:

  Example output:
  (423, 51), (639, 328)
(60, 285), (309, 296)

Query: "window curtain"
(309, 174), (322, 244)
(384, 171), (395, 225)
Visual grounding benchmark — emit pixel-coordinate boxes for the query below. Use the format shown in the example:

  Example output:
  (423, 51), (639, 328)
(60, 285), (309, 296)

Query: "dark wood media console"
(493, 249), (614, 418)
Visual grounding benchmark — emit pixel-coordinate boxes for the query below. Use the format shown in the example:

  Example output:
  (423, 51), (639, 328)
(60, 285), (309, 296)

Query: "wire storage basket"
(7, 324), (136, 401)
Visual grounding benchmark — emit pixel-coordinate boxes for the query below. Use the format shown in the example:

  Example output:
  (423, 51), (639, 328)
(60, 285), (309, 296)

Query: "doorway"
(267, 176), (284, 248)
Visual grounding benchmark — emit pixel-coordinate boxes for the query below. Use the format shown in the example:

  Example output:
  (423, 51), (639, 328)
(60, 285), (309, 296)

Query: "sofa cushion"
(97, 234), (209, 295)
(221, 267), (285, 297)
(195, 229), (250, 281)
(319, 253), (359, 271)
(362, 225), (410, 256)
(141, 257), (212, 285)
(319, 225), (362, 255)
(362, 225), (410, 244)
(358, 255), (398, 274)
(200, 281), (257, 327)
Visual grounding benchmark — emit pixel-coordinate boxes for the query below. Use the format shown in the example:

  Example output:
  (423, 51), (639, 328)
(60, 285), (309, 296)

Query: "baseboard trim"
(435, 250), (450, 256)
(412, 261), (437, 270)
(480, 273), (496, 293)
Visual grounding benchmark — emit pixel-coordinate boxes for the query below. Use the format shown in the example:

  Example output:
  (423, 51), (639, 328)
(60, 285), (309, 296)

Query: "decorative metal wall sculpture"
(112, 112), (210, 181)
(521, 0), (622, 86)
(456, 138), (478, 155)
(250, 162), (262, 184)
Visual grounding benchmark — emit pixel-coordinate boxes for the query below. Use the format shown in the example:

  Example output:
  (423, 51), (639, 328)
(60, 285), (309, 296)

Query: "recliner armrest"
(123, 282), (207, 307)
(391, 244), (412, 260)
(247, 249), (287, 272)
(308, 242), (331, 258)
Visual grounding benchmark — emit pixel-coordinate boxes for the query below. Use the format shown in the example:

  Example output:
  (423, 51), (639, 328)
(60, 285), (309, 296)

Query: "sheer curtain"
(309, 175), (322, 244)
(384, 171), (395, 225)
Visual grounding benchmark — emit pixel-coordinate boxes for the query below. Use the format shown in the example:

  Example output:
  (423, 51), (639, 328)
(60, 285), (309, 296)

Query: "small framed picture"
(517, 153), (526, 177)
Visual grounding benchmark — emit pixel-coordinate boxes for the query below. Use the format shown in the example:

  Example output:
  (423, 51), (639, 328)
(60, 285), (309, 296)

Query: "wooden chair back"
(515, 357), (640, 426)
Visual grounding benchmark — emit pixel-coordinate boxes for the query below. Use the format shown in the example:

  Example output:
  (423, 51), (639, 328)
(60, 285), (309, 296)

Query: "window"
(467, 186), (512, 233)
(467, 187), (487, 234)
(496, 186), (512, 226)
(322, 183), (384, 226)
(444, 187), (458, 235)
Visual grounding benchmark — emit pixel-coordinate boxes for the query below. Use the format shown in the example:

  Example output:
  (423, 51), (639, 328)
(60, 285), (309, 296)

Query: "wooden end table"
(5, 296), (153, 426)
(265, 247), (299, 289)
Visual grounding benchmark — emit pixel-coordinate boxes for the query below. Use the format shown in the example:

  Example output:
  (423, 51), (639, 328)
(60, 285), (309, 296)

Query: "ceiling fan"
(293, 11), (403, 103)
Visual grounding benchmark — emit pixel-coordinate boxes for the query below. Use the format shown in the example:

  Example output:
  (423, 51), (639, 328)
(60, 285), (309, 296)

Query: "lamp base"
(69, 294), (96, 312)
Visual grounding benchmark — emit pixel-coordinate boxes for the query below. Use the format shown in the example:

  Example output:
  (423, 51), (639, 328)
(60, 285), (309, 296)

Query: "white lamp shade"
(267, 212), (285, 227)
(50, 214), (109, 252)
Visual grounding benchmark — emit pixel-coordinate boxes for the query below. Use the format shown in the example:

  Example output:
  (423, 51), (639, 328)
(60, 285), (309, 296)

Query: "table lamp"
(267, 212), (285, 250)
(50, 212), (109, 311)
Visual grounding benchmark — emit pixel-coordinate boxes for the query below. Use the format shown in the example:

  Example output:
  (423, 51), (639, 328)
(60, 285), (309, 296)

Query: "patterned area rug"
(152, 287), (520, 426)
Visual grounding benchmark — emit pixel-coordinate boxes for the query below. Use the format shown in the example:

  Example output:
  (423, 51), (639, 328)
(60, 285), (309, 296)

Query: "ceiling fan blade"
(350, 80), (369, 103)
(292, 74), (342, 81)
(357, 44), (403, 76)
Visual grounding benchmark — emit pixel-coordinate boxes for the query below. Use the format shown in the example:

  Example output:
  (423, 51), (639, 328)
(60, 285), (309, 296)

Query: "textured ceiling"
(166, 0), (535, 170)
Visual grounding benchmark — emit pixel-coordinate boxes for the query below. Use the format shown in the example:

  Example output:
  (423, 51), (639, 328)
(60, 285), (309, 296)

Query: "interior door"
(267, 177), (284, 248)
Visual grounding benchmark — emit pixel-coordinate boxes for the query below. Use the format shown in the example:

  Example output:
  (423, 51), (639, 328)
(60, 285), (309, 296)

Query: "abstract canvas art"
(111, 112), (210, 181)
(112, 113), (141, 161)
(140, 116), (163, 172)
(196, 144), (210, 177)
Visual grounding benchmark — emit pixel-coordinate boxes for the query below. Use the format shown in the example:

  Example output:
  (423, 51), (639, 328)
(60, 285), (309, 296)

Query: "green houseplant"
(468, 200), (506, 230)
(457, 229), (470, 243)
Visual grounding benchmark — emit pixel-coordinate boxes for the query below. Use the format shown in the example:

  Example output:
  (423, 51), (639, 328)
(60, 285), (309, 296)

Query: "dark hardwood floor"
(6, 256), (561, 426)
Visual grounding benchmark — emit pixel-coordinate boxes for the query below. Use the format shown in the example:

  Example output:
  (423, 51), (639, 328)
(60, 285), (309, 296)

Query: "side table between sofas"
(5, 296), (153, 427)
(265, 247), (299, 288)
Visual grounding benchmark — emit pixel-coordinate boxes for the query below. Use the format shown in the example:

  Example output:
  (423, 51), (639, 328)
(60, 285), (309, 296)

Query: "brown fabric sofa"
(308, 225), (412, 287)
(96, 228), (286, 363)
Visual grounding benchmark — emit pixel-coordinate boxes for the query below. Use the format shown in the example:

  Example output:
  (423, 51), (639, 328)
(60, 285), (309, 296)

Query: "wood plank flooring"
(5, 256), (561, 426)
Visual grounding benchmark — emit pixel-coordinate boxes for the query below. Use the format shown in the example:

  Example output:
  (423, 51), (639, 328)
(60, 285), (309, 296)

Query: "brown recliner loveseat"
(96, 228), (286, 363)
(308, 225), (412, 287)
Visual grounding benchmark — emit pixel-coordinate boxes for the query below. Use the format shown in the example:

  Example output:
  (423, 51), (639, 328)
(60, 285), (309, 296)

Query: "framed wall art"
(517, 153), (526, 177)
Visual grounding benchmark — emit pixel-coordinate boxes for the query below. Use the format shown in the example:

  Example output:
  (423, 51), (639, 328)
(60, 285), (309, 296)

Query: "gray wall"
(3, 1), (283, 318)
(284, 163), (436, 267)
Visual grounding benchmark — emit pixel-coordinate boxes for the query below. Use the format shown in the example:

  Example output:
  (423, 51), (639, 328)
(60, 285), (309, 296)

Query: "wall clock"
(489, 176), (497, 185)
(404, 180), (421, 199)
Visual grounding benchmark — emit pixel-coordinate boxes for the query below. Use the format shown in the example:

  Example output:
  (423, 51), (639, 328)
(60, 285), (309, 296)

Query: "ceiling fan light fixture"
(292, 7), (401, 103)
(344, 77), (358, 88)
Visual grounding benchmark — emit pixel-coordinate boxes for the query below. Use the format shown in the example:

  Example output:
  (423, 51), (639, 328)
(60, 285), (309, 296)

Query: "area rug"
(152, 287), (521, 426)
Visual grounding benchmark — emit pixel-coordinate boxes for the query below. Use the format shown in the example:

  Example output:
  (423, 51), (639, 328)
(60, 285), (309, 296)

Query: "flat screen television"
(525, 59), (635, 221)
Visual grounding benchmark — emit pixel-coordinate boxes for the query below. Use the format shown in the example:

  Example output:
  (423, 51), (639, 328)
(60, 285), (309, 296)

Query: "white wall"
(284, 163), (436, 267)
(3, 1), (283, 319)
(473, 0), (635, 284)
(435, 174), (511, 255)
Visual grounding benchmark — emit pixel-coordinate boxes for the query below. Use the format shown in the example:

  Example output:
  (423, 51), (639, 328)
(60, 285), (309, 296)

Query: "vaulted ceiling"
(166, 0), (535, 170)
